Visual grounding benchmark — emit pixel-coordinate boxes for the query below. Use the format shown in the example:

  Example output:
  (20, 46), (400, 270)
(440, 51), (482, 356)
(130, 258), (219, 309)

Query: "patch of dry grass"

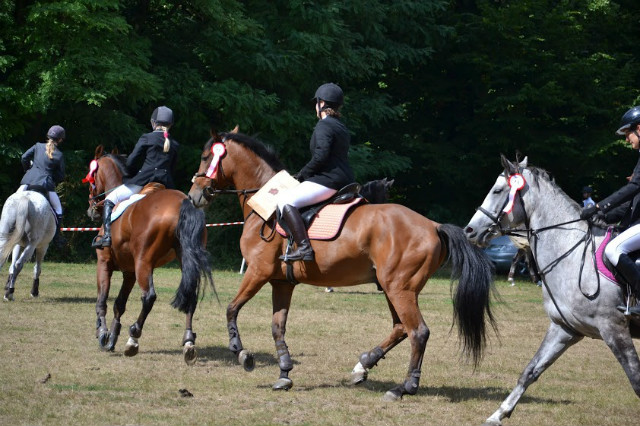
(0, 264), (637, 426)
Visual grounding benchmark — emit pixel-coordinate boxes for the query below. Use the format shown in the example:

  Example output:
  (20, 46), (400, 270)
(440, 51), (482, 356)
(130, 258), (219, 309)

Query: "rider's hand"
(580, 204), (598, 220)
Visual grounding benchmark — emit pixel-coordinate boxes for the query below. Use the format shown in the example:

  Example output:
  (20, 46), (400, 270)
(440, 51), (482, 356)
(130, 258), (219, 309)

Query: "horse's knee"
(414, 324), (430, 346)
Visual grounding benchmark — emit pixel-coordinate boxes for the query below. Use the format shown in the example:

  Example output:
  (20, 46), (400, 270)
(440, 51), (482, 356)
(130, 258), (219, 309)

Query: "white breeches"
(106, 184), (143, 205)
(276, 181), (337, 211)
(604, 223), (640, 266)
(18, 184), (62, 215)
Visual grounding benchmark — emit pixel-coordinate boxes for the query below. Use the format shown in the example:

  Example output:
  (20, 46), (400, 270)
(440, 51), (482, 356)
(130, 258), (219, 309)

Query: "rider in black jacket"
(276, 83), (355, 262)
(92, 106), (178, 249)
(581, 106), (640, 314)
(19, 125), (66, 246)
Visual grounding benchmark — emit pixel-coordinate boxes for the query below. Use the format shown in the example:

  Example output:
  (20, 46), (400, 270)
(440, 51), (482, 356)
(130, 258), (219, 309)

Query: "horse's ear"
(111, 147), (119, 155)
(230, 125), (239, 134)
(519, 156), (528, 169)
(500, 153), (517, 175)
(95, 145), (104, 159)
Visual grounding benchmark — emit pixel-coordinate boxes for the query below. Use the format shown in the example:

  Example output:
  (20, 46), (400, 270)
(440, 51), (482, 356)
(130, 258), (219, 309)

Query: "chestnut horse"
(85, 145), (213, 364)
(188, 131), (497, 400)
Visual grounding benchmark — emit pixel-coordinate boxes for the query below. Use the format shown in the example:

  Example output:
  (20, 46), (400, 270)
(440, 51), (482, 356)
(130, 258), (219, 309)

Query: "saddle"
(276, 183), (364, 240)
(110, 183), (166, 223)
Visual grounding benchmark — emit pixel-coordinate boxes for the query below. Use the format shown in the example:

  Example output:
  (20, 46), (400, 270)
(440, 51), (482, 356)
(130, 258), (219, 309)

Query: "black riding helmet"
(616, 106), (640, 135)
(150, 106), (174, 127)
(313, 83), (344, 109)
(47, 125), (65, 140)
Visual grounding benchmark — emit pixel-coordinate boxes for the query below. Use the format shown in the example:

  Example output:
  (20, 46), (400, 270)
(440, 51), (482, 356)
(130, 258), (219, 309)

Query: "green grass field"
(0, 263), (637, 426)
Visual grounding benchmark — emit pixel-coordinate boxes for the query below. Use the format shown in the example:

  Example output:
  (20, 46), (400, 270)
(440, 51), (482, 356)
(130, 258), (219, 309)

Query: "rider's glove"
(580, 204), (598, 220)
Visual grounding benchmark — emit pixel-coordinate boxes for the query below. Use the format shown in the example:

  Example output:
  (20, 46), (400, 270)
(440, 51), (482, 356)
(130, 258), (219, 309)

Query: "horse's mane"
(104, 153), (130, 177)
(526, 165), (581, 209)
(210, 132), (285, 172)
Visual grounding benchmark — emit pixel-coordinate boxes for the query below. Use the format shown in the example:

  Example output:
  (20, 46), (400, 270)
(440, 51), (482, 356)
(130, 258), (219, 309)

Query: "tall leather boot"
(278, 205), (314, 262)
(92, 200), (115, 249)
(615, 253), (640, 315)
(52, 214), (66, 247)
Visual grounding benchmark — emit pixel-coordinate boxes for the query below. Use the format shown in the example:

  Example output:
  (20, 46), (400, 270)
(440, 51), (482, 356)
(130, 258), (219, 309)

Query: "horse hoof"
(351, 370), (368, 385)
(30, 293), (39, 298)
(381, 390), (402, 402)
(97, 331), (110, 350)
(272, 378), (293, 391)
(124, 337), (139, 357)
(3, 295), (12, 302)
(183, 342), (197, 366)
(238, 349), (255, 372)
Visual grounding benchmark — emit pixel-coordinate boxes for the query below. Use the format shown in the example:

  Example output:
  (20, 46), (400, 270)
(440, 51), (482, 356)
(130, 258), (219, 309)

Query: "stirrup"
(279, 249), (314, 262)
(91, 235), (111, 249)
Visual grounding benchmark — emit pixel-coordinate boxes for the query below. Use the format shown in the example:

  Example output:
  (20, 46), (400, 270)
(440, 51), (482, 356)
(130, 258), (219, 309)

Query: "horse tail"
(0, 195), (29, 262)
(437, 223), (498, 367)
(171, 199), (216, 313)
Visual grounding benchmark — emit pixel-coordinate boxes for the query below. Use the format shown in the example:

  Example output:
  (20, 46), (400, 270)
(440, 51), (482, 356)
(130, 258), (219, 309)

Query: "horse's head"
(464, 154), (530, 247)
(188, 125), (283, 208)
(83, 146), (126, 221)
(188, 126), (238, 208)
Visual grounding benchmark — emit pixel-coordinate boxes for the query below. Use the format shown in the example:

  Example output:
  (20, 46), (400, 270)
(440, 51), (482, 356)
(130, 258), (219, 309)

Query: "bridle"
(474, 167), (601, 333)
(190, 140), (260, 201)
(190, 139), (274, 241)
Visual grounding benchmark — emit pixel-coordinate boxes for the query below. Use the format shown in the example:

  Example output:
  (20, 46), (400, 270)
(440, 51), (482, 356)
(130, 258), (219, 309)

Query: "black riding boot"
(615, 254), (640, 315)
(92, 200), (115, 249)
(278, 205), (314, 262)
(52, 214), (66, 247)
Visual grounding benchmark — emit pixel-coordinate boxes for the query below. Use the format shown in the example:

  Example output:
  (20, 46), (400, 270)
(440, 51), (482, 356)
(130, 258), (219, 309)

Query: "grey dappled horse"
(464, 155), (639, 426)
(0, 190), (56, 301)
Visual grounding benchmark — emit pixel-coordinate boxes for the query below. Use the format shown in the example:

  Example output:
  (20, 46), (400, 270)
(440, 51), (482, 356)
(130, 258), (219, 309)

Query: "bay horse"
(84, 145), (213, 364)
(188, 130), (497, 400)
(464, 155), (640, 426)
(0, 189), (56, 300)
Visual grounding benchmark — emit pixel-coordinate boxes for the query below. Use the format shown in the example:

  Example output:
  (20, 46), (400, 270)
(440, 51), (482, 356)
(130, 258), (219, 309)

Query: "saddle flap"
(276, 197), (363, 240)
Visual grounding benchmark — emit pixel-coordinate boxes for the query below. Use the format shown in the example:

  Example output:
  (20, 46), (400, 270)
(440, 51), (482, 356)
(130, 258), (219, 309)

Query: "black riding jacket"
(297, 116), (355, 190)
(599, 152), (640, 227)
(125, 130), (179, 189)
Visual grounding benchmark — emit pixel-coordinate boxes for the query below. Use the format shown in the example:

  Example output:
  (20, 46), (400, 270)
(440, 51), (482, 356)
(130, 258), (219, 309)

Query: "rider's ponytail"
(160, 126), (171, 153)
(45, 138), (56, 160)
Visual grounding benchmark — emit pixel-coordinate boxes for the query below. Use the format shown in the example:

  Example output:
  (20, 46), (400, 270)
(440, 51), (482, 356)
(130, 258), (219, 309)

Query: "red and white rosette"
(205, 142), (226, 178)
(503, 173), (525, 214)
(82, 159), (99, 184)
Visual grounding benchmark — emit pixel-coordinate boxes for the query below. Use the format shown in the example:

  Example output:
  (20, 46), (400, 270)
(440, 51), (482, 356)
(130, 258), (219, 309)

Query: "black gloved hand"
(580, 204), (598, 220)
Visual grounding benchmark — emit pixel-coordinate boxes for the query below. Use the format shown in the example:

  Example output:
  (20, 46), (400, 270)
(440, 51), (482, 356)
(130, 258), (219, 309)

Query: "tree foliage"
(1, 0), (640, 265)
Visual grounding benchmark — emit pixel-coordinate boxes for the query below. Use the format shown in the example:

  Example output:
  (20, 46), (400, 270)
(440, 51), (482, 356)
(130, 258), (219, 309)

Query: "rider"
(581, 105), (640, 314)
(19, 125), (66, 247)
(276, 83), (355, 262)
(92, 106), (179, 249)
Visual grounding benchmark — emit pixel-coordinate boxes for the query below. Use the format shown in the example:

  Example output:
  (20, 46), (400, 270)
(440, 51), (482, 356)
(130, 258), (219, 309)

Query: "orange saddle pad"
(276, 198), (363, 240)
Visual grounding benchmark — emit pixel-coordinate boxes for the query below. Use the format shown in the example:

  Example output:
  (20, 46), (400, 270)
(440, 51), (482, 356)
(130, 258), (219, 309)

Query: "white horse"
(0, 190), (56, 301)
(464, 155), (639, 426)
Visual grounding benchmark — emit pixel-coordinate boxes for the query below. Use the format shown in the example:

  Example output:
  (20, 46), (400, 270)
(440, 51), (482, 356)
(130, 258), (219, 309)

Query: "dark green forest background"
(1, 0), (639, 267)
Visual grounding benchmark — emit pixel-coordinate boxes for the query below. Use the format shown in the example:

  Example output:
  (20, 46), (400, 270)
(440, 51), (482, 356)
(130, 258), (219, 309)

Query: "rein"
(476, 170), (602, 335)
(191, 171), (276, 242)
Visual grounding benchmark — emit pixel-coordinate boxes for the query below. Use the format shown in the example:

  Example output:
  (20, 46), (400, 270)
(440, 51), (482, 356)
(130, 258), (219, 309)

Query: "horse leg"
(95, 256), (114, 349)
(30, 246), (47, 298)
(270, 280), (296, 391)
(5, 244), (34, 301)
(182, 310), (198, 366)
(600, 324), (640, 397)
(378, 290), (430, 401)
(105, 271), (135, 352)
(352, 292), (408, 385)
(227, 271), (268, 371)
(125, 265), (156, 357)
(483, 322), (582, 426)
(3, 245), (20, 301)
